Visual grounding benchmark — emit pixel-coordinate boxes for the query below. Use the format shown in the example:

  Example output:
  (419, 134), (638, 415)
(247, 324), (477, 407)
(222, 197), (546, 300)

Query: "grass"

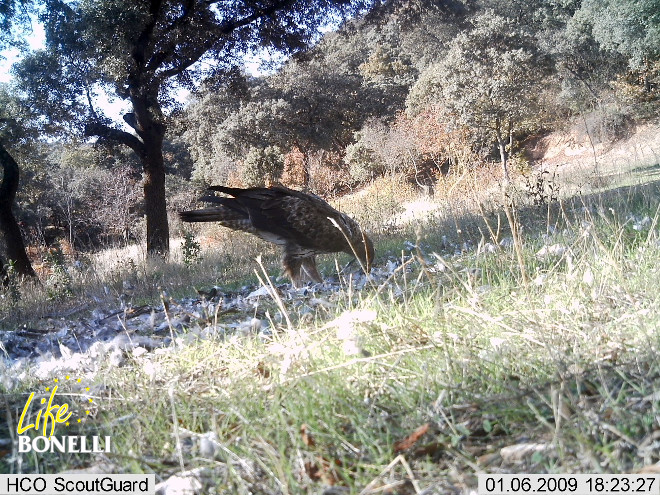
(2, 164), (660, 491)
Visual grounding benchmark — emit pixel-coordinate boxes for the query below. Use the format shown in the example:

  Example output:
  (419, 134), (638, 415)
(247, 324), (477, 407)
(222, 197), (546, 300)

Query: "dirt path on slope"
(528, 119), (660, 196)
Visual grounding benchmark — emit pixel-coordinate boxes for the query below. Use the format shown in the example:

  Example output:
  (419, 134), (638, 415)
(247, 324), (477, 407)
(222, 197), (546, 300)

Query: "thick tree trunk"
(302, 154), (311, 191)
(498, 139), (509, 181)
(84, 125), (170, 256)
(85, 119), (170, 256)
(136, 104), (169, 256)
(142, 149), (169, 256)
(0, 254), (8, 286)
(0, 140), (37, 279)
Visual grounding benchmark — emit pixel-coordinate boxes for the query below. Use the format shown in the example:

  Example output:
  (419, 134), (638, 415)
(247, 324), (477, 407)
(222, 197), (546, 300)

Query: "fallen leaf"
(393, 423), (430, 453)
(412, 441), (444, 458)
(477, 452), (501, 466)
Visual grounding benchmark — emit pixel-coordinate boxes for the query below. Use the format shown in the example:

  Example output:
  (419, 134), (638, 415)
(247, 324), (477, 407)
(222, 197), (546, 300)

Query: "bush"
(190, 148), (235, 187)
(241, 146), (285, 187)
(44, 247), (73, 300)
(181, 231), (202, 265)
(344, 120), (420, 184)
(578, 107), (635, 144)
(344, 139), (381, 182)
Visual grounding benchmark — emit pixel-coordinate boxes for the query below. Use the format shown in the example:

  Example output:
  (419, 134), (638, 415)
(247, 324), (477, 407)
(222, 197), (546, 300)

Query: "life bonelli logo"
(16, 374), (110, 454)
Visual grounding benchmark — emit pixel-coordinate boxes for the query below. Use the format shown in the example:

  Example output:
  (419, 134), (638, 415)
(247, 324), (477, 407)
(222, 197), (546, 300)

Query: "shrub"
(181, 231), (202, 265)
(43, 247), (73, 300)
(345, 138), (381, 182)
(241, 146), (285, 187)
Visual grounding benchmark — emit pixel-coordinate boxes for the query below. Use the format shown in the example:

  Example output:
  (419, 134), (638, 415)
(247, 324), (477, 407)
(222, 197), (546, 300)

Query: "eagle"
(179, 185), (374, 287)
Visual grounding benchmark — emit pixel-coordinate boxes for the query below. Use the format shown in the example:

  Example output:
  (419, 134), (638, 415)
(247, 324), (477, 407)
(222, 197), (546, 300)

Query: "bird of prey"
(179, 185), (374, 287)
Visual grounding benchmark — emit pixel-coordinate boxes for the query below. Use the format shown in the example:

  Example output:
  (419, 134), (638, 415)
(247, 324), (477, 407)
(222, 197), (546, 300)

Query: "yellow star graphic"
(89, 398), (93, 403)
(66, 422), (70, 426)
(77, 378), (81, 383)
(77, 418), (82, 423)
(85, 387), (90, 392)
(86, 410), (90, 415)
(54, 378), (58, 383)
(45, 387), (50, 391)
(65, 375), (70, 380)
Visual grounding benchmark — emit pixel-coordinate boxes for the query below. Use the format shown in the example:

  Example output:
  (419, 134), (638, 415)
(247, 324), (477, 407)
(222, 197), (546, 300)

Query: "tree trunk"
(0, 140), (37, 279)
(298, 150), (311, 191)
(0, 254), (8, 286)
(494, 119), (510, 182)
(644, 57), (652, 93)
(86, 83), (171, 256)
(142, 150), (169, 256)
(131, 86), (170, 256)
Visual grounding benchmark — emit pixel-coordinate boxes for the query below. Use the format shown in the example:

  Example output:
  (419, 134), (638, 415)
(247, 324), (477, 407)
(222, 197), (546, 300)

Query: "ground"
(1, 120), (660, 493)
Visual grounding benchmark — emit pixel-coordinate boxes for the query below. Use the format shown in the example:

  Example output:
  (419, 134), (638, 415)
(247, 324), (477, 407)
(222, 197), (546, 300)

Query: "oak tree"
(0, 93), (38, 280)
(407, 11), (553, 180)
(0, 0), (38, 281)
(574, 0), (660, 93)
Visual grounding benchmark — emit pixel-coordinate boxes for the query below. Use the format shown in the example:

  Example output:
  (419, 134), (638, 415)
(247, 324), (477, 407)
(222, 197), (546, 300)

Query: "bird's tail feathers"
(179, 207), (244, 223)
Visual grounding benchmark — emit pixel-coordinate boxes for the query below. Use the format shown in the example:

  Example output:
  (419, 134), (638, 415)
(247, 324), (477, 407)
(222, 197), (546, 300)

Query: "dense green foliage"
(0, 0), (31, 50)
(182, 0), (659, 192)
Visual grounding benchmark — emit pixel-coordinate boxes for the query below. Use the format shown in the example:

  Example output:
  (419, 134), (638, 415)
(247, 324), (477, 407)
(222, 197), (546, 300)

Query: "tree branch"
(84, 122), (146, 158)
(84, 81), (100, 121)
(144, 0), (198, 74)
(123, 112), (139, 131)
(132, 0), (165, 69)
(152, 0), (298, 83)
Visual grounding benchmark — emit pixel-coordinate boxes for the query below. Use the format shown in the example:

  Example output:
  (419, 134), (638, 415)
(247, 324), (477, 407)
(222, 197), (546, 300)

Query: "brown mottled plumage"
(179, 185), (374, 287)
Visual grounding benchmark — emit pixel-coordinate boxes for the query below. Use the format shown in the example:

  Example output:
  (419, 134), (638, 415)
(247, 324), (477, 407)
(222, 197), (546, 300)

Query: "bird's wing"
(207, 186), (348, 251)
